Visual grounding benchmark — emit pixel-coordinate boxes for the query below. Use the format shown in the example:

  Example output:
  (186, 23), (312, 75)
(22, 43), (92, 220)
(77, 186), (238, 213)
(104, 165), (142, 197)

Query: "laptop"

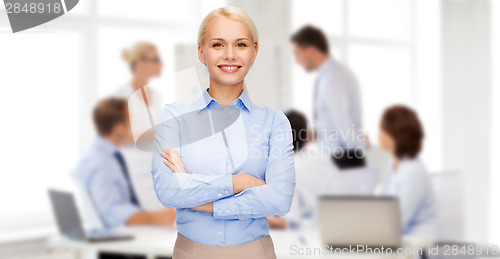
(48, 189), (133, 242)
(318, 195), (402, 249)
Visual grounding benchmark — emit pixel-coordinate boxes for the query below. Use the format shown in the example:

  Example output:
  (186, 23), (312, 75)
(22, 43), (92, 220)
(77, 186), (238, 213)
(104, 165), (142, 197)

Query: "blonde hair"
(197, 6), (259, 48)
(122, 42), (157, 72)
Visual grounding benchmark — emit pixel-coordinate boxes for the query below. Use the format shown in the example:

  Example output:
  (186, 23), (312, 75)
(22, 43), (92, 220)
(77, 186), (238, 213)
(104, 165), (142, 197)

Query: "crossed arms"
(150, 105), (296, 220)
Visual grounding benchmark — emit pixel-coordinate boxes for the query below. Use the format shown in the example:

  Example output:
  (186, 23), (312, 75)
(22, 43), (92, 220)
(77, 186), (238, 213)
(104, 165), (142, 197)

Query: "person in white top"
(283, 111), (328, 224)
(378, 105), (436, 238)
(115, 41), (163, 142)
(112, 42), (170, 211)
(268, 110), (377, 230)
(291, 25), (366, 169)
(267, 110), (326, 229)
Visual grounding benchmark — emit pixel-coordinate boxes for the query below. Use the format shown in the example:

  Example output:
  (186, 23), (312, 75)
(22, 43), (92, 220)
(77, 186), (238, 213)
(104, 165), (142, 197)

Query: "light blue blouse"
(151, 88), (296, 246)
(382, 157), (437, 237)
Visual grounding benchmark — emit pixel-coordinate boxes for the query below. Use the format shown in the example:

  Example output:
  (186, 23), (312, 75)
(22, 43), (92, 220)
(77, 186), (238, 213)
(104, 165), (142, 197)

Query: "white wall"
(489, 0), (500, 245)
(441, 0), (492, 243)
(226, 0), (293, 110)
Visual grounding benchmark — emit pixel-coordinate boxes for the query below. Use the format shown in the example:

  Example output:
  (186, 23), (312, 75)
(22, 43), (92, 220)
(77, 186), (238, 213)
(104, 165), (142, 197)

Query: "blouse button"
(218, 210), (222, 214)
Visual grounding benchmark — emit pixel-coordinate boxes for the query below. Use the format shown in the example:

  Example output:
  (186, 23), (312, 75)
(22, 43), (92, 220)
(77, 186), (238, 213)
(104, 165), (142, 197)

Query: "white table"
(47, 226), (177, 259)
(47, 226), (416, 259)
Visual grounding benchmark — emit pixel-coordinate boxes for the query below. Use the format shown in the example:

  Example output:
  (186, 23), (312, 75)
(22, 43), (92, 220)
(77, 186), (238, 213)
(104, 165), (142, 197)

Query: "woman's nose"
(224, 46), (236, 61)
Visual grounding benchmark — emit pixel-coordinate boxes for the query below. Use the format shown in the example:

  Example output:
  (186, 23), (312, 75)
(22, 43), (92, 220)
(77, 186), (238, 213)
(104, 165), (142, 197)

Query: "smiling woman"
(197, 7), (259, 94)
(150, 6), (295, 259)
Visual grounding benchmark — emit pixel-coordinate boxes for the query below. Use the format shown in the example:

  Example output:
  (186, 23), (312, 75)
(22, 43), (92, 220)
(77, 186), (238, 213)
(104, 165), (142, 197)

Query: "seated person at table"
(378, 105), (436, 237)
(75, 98), (175, 228)
(267, 110), (333, 229)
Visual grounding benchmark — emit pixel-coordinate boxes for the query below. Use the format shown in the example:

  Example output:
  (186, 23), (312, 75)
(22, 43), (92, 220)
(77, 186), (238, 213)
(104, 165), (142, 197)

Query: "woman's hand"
(191, 202), (213, 213)
(161, 149), (213, 213)
(267, 215), (287, 229)
(161, 149), (186, 173)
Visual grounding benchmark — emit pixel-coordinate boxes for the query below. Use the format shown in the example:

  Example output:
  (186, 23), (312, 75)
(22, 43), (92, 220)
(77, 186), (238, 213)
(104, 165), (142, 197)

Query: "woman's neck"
(392, 154), (401, 173)
(131, 75), (149, 91)
(208, 78), (244, 107)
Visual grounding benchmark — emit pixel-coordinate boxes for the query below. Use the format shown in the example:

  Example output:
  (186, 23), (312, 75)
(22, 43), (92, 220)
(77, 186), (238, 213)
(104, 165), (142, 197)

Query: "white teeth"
(221, 66), (238, 70)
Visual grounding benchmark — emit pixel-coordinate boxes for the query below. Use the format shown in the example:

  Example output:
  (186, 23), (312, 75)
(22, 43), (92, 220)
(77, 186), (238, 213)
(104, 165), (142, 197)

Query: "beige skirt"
(172, 232), (277, 259)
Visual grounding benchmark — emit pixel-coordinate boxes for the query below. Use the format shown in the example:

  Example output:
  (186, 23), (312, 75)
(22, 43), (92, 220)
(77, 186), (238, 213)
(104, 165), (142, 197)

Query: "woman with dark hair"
(378, 105), (436, 237)
(285, 110), (309, 152)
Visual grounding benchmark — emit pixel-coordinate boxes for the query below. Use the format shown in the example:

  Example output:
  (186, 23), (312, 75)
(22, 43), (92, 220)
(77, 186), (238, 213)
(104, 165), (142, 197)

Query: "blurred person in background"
(378, 105), (436, 238)
(74, 98), (175, 228)
(268, 110), (336, 229)
(291, 25), (366, 169)
(115, 41), (163, 111)
(113, 42), (165, 210)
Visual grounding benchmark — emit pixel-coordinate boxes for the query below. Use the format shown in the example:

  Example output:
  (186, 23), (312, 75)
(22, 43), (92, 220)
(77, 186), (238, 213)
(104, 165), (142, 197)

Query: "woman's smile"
(217, 64), (242, 73)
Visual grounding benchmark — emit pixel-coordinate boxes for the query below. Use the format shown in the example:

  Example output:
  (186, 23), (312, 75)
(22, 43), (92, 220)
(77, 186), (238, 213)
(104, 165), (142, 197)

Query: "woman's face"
(378, 125), (395, 154)
(136, 48), (162, 78)
(198, 16), (258, 87)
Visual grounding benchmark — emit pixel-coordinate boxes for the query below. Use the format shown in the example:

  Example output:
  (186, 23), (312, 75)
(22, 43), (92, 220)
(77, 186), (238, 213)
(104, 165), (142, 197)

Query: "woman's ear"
(251, 42), (258, 64)
(198, 45), (206, 66)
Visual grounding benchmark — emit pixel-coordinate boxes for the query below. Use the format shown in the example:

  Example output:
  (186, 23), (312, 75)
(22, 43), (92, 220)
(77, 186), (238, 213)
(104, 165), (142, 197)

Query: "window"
(348, 0), (412, 41)
(347, 44), (412, 137)
(0, 32), (81, 233)
(97, 0), (193, 23)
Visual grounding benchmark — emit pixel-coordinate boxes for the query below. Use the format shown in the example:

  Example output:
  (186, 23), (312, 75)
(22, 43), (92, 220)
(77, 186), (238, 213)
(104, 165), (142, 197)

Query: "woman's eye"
(237, 43), (247, 47)
(213, 43), (223, 47)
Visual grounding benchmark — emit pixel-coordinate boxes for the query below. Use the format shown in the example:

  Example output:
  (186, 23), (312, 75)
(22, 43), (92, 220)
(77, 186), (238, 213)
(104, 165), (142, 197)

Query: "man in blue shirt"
(291, 25), (366, 169)
(75, 98), (175, 228)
